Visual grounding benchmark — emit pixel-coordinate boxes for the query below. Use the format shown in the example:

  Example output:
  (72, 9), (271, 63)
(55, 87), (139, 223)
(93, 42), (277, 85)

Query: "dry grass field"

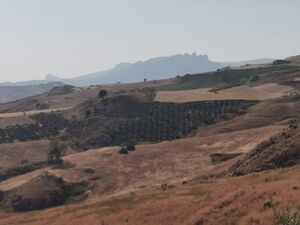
(48, 125), (282, 195)
(0, 116), (34, 128)
(155, 83), (296, 103)
(0, 108), (71, 118)
(0, 125), (282, 187)
(0, 163), (299, 225)
(0, 125), (284, 223)
(0, 140), (49, 169)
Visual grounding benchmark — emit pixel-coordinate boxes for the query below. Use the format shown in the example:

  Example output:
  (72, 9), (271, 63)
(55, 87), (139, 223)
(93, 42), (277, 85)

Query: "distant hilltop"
(44, 53), (274, 86)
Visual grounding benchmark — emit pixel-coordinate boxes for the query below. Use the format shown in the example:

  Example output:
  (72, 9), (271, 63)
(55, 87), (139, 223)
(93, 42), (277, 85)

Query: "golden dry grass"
(0, 125), (282, 194)
(46, 125), (283, 196)
(0, 125), (294, 225)
(155, 83), (296, 103)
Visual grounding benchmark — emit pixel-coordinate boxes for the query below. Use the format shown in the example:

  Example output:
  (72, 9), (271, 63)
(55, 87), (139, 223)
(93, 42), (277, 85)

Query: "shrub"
(144, 87), (156, 101)
(210, 152), (242, 164)
(89, 176), (101, 181)
(98, 89), (108, 99)
(119, 147), (128, 155)
(126, 142), (136, 151)
(48, 139), (67, 164)
(85, 109), (92, 118)
(82, 168), (95, 174)
(273, 60), (290, 65)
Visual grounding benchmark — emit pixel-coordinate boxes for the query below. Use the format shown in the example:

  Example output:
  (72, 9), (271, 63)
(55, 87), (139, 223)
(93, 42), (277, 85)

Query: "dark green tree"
(48, 139), (67, 164)
(98, 89), (108, 99)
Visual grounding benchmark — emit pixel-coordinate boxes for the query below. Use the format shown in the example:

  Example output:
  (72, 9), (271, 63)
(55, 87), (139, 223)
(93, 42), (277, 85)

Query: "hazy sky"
(0, 0), (300, 82)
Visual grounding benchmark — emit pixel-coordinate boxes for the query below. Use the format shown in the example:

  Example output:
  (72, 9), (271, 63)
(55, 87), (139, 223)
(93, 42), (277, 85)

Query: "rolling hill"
(0, 82), (64, 103)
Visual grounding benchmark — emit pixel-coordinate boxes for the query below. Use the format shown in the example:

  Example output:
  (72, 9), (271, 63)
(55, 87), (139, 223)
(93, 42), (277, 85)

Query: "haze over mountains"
(1, 53), (275, 87)
(0, 53), (276, 103)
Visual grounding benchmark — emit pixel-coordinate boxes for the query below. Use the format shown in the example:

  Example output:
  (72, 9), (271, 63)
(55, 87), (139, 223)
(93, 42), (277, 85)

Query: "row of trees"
(0, 124), (60, 144)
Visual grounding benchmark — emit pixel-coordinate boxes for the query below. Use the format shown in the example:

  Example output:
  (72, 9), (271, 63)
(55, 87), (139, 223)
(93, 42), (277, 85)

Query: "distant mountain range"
(0, 53), (275, 88)
(48, 53), (223, 86)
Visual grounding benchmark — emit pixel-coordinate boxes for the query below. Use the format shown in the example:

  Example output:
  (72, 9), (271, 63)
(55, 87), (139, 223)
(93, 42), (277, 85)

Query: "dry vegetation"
(0, 164), (299, 225)
(0, 125), (283, 213)
(0, 140), (49, 169)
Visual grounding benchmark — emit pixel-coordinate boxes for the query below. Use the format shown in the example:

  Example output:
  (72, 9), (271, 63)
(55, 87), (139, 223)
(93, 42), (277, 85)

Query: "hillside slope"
(230, 124), (300, 175)
(0, 82), (64, 103)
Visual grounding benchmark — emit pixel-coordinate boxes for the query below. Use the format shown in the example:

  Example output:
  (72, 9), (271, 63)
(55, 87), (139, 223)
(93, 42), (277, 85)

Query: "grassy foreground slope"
(0, 163), (299, 225)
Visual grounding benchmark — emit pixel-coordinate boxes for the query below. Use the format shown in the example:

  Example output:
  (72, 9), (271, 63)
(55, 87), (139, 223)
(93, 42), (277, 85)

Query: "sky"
(0, 0), (300, 82)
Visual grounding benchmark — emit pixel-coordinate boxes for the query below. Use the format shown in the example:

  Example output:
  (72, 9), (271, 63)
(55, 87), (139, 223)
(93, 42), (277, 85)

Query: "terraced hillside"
(0, 113), (68, 144)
